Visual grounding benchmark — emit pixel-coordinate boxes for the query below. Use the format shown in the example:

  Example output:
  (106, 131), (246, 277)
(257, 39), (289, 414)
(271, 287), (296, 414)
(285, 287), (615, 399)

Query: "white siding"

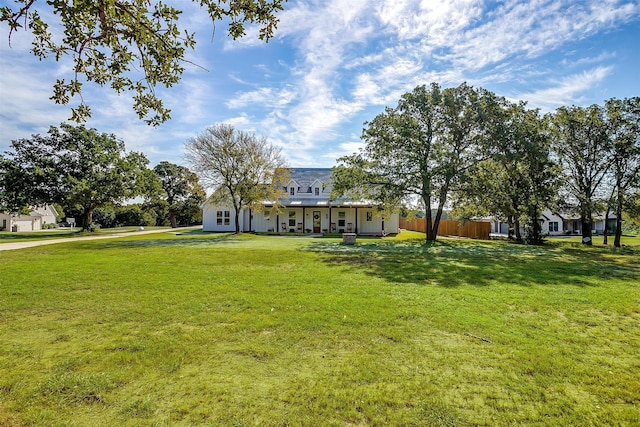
(385, 213), (400, 234)
(14, 218), (39, 231)
(541, 210), (565, 235)
(202, 204), (241, 232)
(358, 209), (382, 234)
(249, 210), (272, 232)
(0, 214), (10, 231)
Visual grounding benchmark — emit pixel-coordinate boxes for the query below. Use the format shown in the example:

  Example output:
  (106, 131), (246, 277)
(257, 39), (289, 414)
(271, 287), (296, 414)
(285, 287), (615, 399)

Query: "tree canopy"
(334, 81), (638, 245)
(1, 123), (150, 229)
(332, 83), (494, 241)
(184, 123), (288, 234)
(603, 97), (640, 247)
(0, 0), (285, 125)
(549, 104), (613, 245)
(152, 161), (206, 228)
(454, 100), (559, 244)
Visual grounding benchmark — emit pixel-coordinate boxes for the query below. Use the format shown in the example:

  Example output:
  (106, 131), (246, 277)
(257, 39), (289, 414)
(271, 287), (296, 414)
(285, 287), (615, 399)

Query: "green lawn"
(0, 226), (178, 244)
(1, 231), (638, 426)
(0, 229), (80, 242)
(547, 233), (640, 246)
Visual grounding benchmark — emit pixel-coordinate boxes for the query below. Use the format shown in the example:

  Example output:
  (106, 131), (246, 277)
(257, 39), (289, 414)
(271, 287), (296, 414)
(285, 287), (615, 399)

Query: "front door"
(313, 211), (321, 233)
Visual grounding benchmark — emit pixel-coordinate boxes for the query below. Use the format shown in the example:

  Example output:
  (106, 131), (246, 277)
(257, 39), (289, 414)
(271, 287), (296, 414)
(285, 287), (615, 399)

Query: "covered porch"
(251, 203), (396, 235)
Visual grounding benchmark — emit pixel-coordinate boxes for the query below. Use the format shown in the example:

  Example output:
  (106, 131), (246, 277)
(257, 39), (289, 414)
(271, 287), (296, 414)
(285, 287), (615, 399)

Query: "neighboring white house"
(490, 209), (617, 236)
(203, 168), (399, 235)
(0, 205), (59, 232)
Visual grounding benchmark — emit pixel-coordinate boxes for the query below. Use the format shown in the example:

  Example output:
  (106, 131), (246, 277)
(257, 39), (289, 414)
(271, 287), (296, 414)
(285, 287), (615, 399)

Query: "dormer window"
(290, 187), (295, 196)
(315, 187), (320, 196)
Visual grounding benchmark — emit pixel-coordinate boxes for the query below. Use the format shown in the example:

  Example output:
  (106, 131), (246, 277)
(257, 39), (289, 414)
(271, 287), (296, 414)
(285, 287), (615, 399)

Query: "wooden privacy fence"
(400, 218), (491, 240)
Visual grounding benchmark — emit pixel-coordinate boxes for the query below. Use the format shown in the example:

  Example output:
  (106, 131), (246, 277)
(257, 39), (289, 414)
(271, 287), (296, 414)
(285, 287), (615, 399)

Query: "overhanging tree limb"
(1, 0), (285, 125)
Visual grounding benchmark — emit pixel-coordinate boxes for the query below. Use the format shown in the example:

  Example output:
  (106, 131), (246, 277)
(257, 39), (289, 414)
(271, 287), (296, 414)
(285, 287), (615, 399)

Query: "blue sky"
(1, 0), (639, 173)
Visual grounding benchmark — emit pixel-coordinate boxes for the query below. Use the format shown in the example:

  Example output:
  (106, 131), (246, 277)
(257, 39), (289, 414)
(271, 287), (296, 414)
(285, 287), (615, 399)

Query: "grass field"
(0, 230), (638, 426)
(0, 227), (173, 244)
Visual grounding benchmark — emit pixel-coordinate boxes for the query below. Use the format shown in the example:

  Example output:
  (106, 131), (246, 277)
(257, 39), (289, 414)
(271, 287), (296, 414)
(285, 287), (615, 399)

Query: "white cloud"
(210, 0), (640, 166)
(1, 0), (639, 169)
(441, 0), (640, 72)
(515, 66), (613, 111)
(224, 114), (252, 128)
(226, 87), (296, 109)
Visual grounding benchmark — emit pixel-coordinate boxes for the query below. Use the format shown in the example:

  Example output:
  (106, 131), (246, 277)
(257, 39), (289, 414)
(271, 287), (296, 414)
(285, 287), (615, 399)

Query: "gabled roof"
(286, 168), (332, 188)
(31, 205), (58, 217)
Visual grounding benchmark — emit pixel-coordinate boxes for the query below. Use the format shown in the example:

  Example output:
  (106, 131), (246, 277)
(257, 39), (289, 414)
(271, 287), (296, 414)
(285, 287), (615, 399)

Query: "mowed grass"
(0, 231), (638, 426)
(547, 234), (640, 246)
(0, 229), (80, 243)
(0, 226), (175, 244)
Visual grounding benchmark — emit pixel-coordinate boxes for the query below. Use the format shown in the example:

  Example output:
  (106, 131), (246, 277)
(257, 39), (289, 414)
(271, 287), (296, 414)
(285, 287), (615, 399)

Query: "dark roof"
(286, 168), (332, 188)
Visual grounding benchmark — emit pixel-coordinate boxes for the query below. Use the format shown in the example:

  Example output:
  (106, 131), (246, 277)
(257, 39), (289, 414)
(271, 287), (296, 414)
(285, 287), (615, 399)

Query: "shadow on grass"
(307, 239), (640, 288)
(86, 232), (243, 249)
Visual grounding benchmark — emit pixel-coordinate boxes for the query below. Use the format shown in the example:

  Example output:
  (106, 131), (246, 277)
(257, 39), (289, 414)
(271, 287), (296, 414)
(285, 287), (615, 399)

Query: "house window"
(290, 187), (295, 196)
(315, 187), (320, 196)
(289, 211), (296, 227)
(338, 211), (345, 227)
(366, 211), (372, 222)
(217, 210), (230, 225)
(264, 210), (270, 221)
(548, 221), (558, 232)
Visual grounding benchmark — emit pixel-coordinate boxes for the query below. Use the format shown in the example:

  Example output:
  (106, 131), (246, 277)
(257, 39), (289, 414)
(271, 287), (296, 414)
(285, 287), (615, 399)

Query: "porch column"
(355, 207), (358, 234)
(303, 207), (306, 231)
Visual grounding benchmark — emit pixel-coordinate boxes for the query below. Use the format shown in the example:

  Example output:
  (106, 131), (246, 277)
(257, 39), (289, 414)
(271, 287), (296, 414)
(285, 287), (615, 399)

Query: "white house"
(490, 209), (617, 236)
(0, 205), (59, 232)
(203, 168), (399, 235)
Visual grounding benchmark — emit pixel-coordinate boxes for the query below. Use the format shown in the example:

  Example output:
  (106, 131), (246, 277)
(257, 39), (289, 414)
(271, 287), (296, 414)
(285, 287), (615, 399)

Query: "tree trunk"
(234, 208), (241, 234)
(528, 204), (543, 245)
(581, 213), (593, 245)
(614, 188), (623, 248)
(602, 204), (611, 245)
(507, 215), (515, 240)
(431, 205), (446, 241)
(423, 194), (437, 241)
(82, 208), (93, 231)
(428, 183), (450, 241)
(514, 218), (521, 241)
(425, 209), (436, 241)
(169, 209), (177, 228)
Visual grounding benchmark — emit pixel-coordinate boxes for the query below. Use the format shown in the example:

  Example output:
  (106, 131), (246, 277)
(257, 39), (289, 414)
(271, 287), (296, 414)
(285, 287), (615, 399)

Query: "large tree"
(0, 154), (32, 213)
(2, 123), (150, 229)
(184, 123), (288, 234)
(332, 82), (492, 241)
(604, 97), (640, 247)
(0, 0), (284, 125)
(454, 101), (559, 244)
(549, 104), (612, 245)
(152, 161), (206, 228)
